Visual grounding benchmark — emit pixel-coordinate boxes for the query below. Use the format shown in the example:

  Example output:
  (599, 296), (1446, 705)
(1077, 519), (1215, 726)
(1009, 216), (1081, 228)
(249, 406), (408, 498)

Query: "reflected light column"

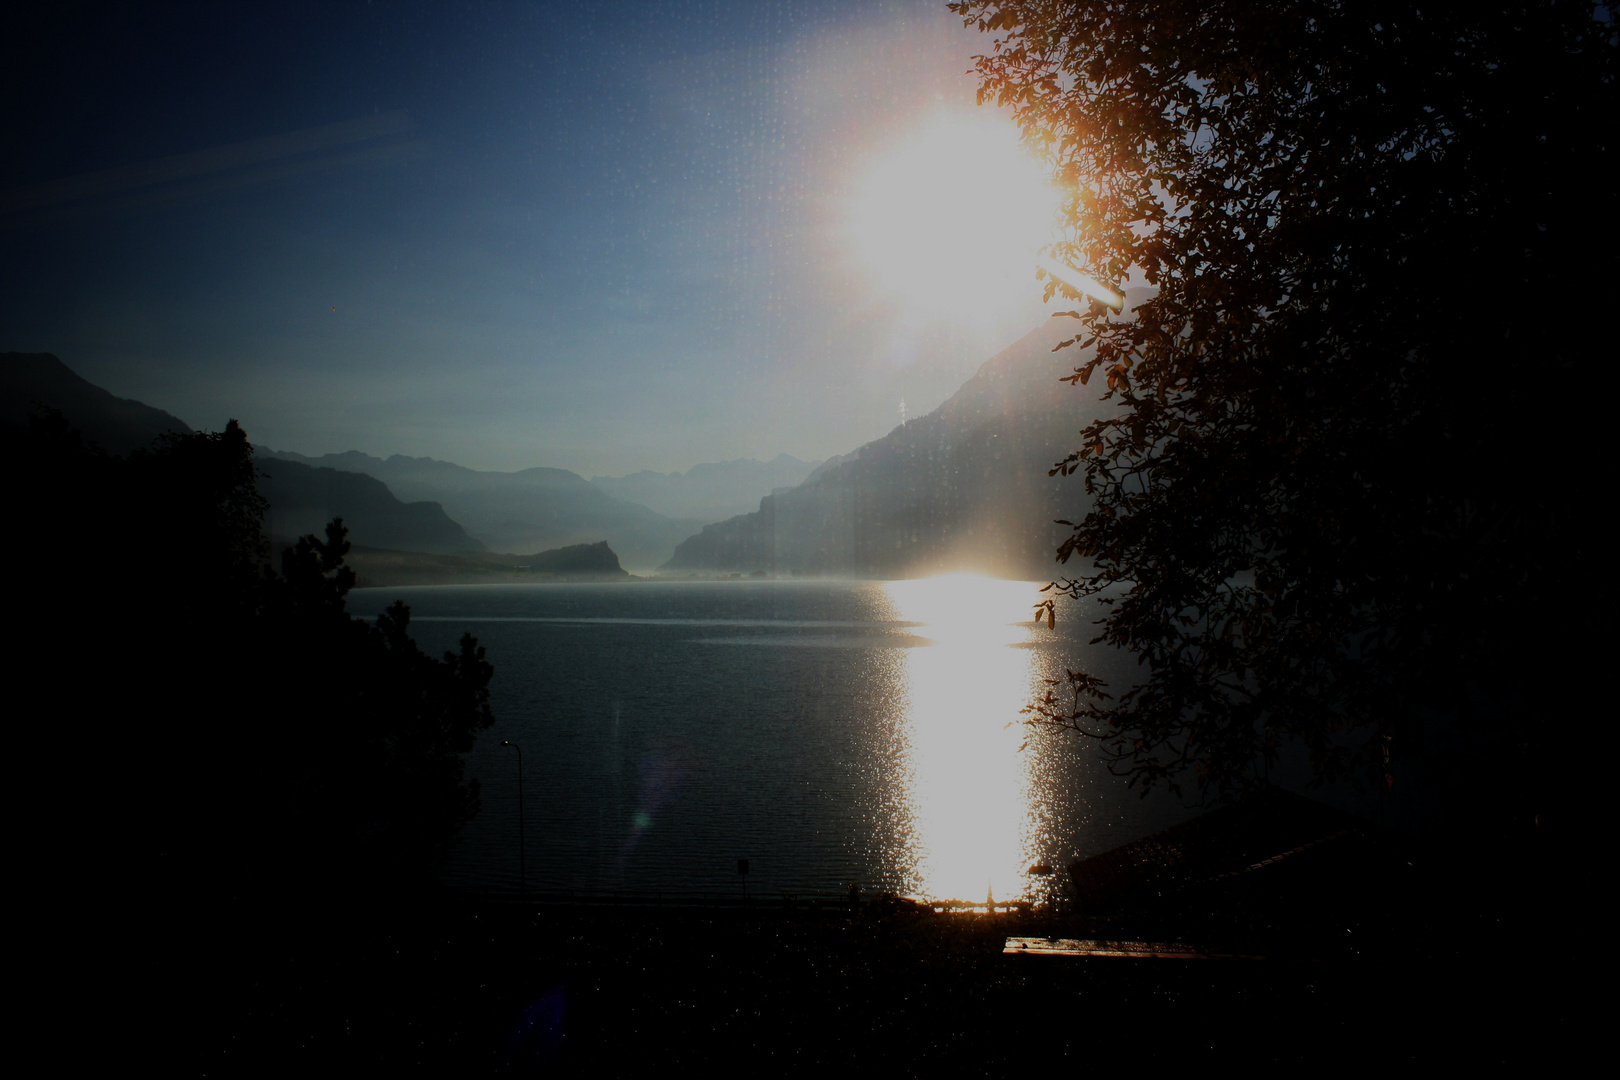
(884, 576), (1043, 904)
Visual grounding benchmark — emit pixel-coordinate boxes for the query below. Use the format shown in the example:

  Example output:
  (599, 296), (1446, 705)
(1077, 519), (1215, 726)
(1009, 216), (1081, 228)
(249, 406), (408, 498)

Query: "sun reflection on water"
(882, 574), (1046, 904)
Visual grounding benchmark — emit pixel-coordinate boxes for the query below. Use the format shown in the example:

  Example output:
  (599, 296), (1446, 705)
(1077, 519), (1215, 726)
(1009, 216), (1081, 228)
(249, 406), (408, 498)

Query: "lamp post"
(502, 740), (526, 902)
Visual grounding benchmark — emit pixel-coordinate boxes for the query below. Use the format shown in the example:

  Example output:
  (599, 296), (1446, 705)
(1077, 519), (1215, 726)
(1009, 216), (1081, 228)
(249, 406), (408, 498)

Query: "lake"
(347, 577), (1198, 903)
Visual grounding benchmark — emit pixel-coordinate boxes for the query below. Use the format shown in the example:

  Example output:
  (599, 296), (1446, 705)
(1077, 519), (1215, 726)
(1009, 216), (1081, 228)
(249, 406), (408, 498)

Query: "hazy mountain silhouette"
(590, 454), (822, 524)
(662, 314), (1123, 579)
(257, 450), (701, 571)
(1, 352), (191, 453)
(258, 458), (483, 555)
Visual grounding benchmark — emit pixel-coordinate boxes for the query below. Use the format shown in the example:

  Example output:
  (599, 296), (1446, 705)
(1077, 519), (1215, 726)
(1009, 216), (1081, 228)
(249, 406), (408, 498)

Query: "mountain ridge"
(1, 352), (192, 454)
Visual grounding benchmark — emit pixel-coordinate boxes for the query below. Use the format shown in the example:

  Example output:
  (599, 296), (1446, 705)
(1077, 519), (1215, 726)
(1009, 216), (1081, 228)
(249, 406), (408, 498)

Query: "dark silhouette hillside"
(1, 351), (191, 453)
(525, 539), (624, 575)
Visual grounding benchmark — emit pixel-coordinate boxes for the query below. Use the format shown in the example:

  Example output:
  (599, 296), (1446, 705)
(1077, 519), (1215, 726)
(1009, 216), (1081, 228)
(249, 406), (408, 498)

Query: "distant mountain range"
(6, 315), (1122, 581)
(591, 454), (821, 524)
(662, 316), (1120, 580)
(256, 449), (704, 571)
(0, 353), (819, 570)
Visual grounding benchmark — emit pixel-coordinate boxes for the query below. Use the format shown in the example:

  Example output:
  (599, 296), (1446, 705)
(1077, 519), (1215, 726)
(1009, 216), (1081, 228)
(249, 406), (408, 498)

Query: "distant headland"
(345, 539), (632, 588)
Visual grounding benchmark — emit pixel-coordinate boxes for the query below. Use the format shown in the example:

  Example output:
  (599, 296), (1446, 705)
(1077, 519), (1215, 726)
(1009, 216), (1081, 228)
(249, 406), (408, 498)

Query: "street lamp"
(501, 739), (526, 902)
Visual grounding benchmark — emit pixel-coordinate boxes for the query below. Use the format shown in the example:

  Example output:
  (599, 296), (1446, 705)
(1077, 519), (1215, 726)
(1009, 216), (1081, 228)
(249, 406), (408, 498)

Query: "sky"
(1, 1), (1063, 476)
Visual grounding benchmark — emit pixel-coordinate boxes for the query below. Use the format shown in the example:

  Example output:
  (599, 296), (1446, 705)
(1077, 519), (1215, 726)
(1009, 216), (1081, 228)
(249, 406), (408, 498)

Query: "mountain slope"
(257, 458), (483, 555)
(1, 352), (191, 453)
(258, 450), (700, 571)
(663, 317), (1118, 579)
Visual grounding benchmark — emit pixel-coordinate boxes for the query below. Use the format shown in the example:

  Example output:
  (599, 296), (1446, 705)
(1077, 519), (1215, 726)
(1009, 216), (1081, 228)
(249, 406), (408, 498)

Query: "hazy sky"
(2, 1), (1062, 475)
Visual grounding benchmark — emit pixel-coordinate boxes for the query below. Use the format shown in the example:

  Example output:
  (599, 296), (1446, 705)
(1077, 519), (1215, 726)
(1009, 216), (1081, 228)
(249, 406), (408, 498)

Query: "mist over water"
(348, 578), (1198, 902)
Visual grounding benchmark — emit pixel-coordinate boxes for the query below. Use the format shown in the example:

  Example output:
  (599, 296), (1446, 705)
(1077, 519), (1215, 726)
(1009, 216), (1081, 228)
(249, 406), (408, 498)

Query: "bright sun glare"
(847, 113), (1059, 322)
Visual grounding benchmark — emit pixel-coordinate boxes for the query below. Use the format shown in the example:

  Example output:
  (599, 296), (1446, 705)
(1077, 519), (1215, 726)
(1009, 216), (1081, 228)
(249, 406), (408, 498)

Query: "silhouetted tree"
(953, 1), (1614, 832)
(5, 410), (493, 902)
(247, 518), (495, 889)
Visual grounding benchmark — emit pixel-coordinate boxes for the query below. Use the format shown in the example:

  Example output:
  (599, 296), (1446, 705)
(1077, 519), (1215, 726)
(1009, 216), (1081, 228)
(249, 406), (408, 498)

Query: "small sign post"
(737, 858), (749, 904)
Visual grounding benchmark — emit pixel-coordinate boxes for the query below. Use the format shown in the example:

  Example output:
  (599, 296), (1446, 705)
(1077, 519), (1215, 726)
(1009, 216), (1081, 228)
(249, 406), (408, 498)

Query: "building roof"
(1068, 786), (1406, 916)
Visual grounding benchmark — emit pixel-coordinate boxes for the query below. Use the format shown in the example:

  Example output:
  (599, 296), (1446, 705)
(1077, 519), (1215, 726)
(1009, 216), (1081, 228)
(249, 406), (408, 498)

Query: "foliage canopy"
(952, 0), (1615, 819)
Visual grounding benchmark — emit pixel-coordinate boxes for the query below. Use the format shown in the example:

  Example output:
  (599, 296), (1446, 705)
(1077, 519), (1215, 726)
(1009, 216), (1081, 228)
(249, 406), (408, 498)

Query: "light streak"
(1037, 256), (1125, 312)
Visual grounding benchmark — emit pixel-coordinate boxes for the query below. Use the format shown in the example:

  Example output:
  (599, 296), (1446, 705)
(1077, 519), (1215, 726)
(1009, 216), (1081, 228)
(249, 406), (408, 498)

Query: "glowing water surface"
(348, 578), (1192, 902)
(883, 575), (1043, 904)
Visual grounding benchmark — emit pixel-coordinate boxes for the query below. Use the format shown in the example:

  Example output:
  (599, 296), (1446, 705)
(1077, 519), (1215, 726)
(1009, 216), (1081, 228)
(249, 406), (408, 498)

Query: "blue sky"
(2, 1), (1056, 475)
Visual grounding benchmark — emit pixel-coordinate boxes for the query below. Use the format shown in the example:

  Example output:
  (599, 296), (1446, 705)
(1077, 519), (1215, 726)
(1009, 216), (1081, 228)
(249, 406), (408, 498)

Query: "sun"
(845, 112), (1059, 323)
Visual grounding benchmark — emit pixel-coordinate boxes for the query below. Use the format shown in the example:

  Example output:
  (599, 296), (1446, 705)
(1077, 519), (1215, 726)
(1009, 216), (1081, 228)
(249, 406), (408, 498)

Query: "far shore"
(343, 544), (634, 588)
(342, 549), (981, 588)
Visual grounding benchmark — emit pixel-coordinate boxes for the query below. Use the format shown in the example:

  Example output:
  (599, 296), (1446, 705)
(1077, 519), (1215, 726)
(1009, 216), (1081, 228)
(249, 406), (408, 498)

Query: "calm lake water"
(347, 577), (1197, 903)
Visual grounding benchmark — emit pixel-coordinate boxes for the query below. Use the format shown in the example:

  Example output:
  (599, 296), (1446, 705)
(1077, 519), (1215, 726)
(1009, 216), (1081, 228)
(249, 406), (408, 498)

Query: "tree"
(229, 517), (496, 891)
(951, 1), (1615, 827)
(5, 411), (494, 900)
